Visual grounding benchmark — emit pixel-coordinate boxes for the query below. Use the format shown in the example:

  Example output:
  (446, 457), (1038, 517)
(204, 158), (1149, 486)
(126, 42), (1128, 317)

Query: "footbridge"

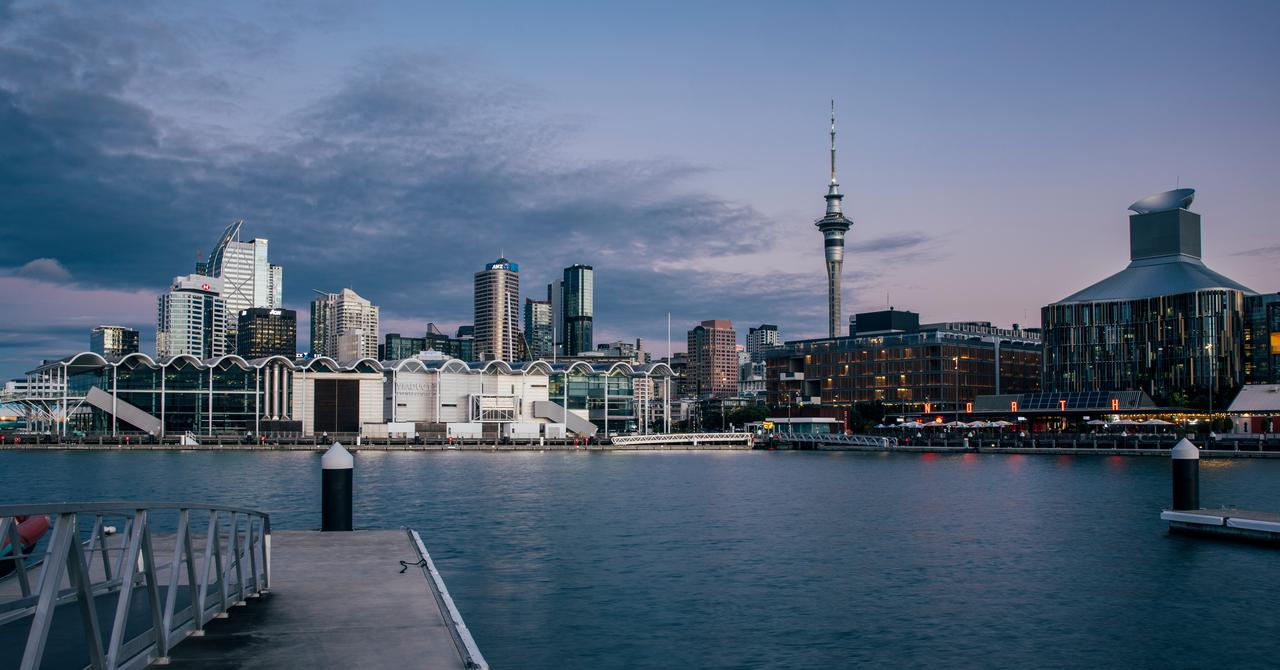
(609, 432), (755, 449)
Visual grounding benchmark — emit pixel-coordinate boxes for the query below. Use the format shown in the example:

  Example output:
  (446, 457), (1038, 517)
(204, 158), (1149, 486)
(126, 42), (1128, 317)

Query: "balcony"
(779, 372), (805, 381)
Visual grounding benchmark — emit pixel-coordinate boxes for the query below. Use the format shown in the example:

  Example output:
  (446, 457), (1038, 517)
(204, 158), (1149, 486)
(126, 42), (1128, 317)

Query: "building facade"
(474, 258), (522, 361)
(90, 326), (140, 357)
(310, 288), (379, 360)
(746, 324), (780, 363)
(157, 274), (226, 359)
(687, 320), (738, 398)
(1244, 293), (1280, 385)
(562, 264), (594, 355)
(767, 310), (1042, 417)
(524, 298), (554, 359)
(1040, 189), (1257, 402)
(204, 221), (282, 352)
(237, 308), (297, 359)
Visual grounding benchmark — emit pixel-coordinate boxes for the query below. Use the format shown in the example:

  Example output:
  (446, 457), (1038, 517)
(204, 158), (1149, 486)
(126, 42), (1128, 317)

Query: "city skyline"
(2, 2), (1279, 380)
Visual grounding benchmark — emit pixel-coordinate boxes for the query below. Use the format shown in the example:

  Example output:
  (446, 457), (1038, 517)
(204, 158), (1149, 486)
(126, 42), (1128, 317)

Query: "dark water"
(2, 450), (1278, 669)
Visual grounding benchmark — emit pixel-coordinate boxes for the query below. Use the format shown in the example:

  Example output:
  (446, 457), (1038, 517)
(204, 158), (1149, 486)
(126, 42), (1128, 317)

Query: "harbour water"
(3, 450), (1278, 669)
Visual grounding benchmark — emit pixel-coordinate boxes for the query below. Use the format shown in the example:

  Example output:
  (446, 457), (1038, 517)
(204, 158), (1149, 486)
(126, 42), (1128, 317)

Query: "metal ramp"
(532, 400), (597, 437)
(85, 386), (163, 435)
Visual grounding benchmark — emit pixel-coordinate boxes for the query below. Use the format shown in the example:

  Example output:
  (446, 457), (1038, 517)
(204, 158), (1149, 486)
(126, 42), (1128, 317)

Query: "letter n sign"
(1059, 399), (1067, 412)
(1010, 401), (1018, 412)
(924, 402), (931, 414)
(1111, 398), (1120, 411)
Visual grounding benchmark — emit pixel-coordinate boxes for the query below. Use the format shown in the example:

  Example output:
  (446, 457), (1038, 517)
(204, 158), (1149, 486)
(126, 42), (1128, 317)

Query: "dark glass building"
(563, 264), (594, 356)
(236, 308), (297, 359)
(1040, 189), (1256, 403)
(382, 333), (427, 361)
(90, 326), (140, 357)
(767, 311), (1042, 418)
(1244, 293), (1280, 385)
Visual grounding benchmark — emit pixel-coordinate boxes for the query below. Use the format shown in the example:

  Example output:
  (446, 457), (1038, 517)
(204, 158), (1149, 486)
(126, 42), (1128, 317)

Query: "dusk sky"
(2, 0), (1278, 379)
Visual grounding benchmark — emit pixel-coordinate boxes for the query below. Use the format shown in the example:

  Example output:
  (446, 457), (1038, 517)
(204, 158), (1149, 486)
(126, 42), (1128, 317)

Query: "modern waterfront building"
(746, 324), (780, 363)
(203, 221), (282, 351)
(453, 325), (476, 362)
(236, 308), (297, 359)
(310, 288), (379, 361)
(815, 103), (853, 338)
(474, 258), (522, 361)
(16, 352), (674, 439)
(767, 309), (1042, 418)
(562, 264), (594, 356)
(524, 298), (554, 359)
(90, 326), (140, 357)
(687, 320), (738, 398)
(593, 340), (649, 364)
(1244, 293), (1280, 385)
(1040, 189), (1258, 403)
(157, 274), (226, 359)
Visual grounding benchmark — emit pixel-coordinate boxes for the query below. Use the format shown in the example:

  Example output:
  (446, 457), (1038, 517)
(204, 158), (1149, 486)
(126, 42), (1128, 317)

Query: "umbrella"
(1141, 419), (1172, 425)
(1109, 419), (1139, 426)
(990, 420), (1014, 427)
(1086, 419), (1109, 426)
(966, 421), (991, 428)
(944, 421), (968, 428)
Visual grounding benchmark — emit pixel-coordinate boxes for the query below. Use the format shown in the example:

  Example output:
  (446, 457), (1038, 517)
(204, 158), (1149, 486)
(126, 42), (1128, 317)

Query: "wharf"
(1162, 509), (1280, 544)
(0, 527), (482, 669)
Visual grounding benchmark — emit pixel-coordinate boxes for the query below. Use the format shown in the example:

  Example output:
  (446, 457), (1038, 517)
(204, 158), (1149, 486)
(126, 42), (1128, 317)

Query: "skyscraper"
(547, 279), (563, 354)
(562, 264), (594, 355)
(474, 258), (522, 361)
(746, 324), (780, 363)
(310, 288), (379, 360)
(90, 326), (140, 357)
(524, 298), (554, 359)
(205, 221), (283, 350)
(687, 319), (738, 398)
(157, 274), (226, 359)
(814, 102), (853, 338)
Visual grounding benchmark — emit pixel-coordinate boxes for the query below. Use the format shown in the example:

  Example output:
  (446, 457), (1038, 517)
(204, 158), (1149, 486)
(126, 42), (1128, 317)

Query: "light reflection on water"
(2, 450), (1278, 669)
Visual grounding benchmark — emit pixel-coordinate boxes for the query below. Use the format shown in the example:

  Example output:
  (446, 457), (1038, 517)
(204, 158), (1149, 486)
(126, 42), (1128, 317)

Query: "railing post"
(20, 512), (75, 670)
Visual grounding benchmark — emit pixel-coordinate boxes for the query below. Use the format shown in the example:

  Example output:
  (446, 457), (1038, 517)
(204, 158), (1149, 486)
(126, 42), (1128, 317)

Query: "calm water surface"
(2, 450), (1278, 669)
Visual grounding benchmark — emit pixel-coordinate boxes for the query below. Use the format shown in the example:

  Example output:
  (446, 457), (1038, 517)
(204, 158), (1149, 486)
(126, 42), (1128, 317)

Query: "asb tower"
(815, 102), (853, 338)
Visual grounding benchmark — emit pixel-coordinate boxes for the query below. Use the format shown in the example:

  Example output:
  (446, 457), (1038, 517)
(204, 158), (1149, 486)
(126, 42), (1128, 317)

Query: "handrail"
(1, 502), (270, 670)
(407, 529), (489, 670)
(610, 432), (754, 446)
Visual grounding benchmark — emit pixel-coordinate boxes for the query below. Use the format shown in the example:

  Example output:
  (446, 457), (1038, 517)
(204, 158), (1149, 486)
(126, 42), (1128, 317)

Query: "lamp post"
(953, 355), (960, 424)
(1205, 342), (1214, 416)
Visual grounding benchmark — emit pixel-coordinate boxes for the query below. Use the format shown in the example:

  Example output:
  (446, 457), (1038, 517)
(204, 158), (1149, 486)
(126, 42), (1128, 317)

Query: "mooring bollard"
(1171, 437), (1200, 511)
(322, 442), (354, 531)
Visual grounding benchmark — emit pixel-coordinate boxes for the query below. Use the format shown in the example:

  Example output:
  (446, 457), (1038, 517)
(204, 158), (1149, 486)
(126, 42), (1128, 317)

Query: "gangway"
(609, 432), (754, 448)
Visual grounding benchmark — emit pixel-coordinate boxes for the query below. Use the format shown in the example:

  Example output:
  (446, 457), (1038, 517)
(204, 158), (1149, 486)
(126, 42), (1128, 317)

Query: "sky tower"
(815, 101), (853, 338)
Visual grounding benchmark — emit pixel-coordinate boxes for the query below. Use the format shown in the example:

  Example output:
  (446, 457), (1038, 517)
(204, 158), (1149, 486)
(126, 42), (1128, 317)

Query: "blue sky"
(1, 0), (1278, 378)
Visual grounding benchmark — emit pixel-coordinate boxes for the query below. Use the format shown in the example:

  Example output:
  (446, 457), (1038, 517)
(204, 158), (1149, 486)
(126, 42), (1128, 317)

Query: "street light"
(953, 355), (960, 424)
(1205, 342), (1214, 417)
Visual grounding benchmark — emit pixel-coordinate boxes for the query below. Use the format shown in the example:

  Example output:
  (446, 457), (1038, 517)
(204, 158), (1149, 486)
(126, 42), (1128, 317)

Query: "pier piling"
(1171, 437), (1200, 511)
(322, 442), (354, 531)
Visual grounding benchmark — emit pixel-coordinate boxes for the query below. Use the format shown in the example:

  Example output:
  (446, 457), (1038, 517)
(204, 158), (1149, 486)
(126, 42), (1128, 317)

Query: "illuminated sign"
(762, 421), (775, 430)
(1059, 399), (1067, 411)
(923, 402), (931, 414)
(1111, 398), (1120, 411)
(1010, 401), (1018, 412)
(965, 402), (973, 413)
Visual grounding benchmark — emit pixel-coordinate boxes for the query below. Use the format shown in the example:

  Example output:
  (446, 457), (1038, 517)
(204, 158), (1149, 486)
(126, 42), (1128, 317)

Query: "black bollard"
(322, 442), (353, 531)
(1171, 437), (1200, 511)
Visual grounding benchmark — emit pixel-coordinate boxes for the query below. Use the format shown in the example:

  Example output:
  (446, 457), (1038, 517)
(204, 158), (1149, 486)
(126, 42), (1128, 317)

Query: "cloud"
(0, 4), (839, 376)
(11, 258), (72, 282)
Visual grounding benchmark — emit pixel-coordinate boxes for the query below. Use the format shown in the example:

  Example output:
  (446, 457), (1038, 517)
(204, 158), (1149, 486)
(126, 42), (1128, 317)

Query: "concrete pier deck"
(1162, 508), (1280, 544)
(163, 529), (475, 668)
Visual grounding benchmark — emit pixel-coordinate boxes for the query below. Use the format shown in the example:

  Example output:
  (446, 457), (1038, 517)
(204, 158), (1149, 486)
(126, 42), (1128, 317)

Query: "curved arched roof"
(116, 352), (159, 368)
(207, 354), (252, 369)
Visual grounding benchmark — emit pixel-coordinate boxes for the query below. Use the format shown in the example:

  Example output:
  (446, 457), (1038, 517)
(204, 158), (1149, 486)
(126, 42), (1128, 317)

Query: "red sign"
(200, 283), (211, 291)
(965, 402), (973, 413)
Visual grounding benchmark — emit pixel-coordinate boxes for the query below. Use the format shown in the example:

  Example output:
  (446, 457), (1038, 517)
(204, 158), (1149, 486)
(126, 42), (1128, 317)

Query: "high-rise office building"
(454, 325), (476, 362)
(687, 319), (738, 398)
(547, 279), (564, 354)
(746, 324), (780, 363)
(1041, 189), (1256, 401)
(204, 221), (283, 351)
(1244, 293), (1280, 385)
(310, 288), (379, 360)
(814, 103), (853, 338)
(474, 258), (522, 361)
(562, 264), (594, 355)
(90, 326), (140, 358)
(236, 308), (297, 359)
(383, 333), (427, 361)
(524, 298), (554, 359)
(157, 274), (226, 359)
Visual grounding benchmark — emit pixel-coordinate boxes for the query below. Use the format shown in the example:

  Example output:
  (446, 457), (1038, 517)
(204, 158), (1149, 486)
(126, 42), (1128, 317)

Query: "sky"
(1, 0), (1278, 379)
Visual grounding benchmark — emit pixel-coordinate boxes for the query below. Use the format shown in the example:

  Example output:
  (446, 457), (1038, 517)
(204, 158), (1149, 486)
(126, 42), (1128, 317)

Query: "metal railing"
(775, 433), (898, 449)
(0, 502), (270, 670)
(609, 432), (755, 447)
